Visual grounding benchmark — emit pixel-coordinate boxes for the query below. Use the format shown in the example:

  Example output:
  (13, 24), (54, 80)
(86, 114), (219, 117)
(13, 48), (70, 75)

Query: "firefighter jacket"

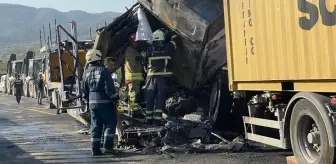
(13, 78), (23, 96)
(124, 46), (144, 82)
(81, 63), (118, 110)
(145, 39), (177, 77)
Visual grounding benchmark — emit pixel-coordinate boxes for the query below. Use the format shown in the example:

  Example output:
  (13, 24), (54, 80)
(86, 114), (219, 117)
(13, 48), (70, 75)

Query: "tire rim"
(297, 115), (321, 163)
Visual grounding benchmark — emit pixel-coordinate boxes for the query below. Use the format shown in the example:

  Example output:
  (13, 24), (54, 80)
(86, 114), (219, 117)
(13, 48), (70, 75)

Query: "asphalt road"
(0, 93), (291, 164)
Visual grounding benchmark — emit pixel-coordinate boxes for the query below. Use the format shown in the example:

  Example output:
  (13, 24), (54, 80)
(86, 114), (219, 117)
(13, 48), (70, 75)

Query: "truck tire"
(23, 83), (29, 97)
(209, 73), (221, 125)
(12, 86), (15, 96)
(290, 99), (336, 164)
(29, 83), (36, 99)
(6, 84), (10, 95)
(49, 93), (56, 109)
(209, 70), (234, 129)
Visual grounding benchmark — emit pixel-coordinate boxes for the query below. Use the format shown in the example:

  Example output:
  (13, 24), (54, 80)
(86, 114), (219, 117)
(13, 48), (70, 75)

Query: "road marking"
(0, 109), (18, 112)
(0, 107), (57, 116)
(30, 152), (56, 156)
(27, 109), (57, 116)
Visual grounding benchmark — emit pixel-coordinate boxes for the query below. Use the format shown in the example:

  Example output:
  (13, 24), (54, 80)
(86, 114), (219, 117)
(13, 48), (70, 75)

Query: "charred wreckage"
(75, 0), (246, 153)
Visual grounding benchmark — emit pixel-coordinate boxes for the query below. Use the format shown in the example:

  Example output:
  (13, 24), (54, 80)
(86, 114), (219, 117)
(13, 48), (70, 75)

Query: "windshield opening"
(11, 62), (23, 77)
(28, 60), (42, 78)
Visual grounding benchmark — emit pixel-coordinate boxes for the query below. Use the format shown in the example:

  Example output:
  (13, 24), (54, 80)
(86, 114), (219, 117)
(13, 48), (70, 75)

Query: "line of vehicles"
(0, 52), (44, 98)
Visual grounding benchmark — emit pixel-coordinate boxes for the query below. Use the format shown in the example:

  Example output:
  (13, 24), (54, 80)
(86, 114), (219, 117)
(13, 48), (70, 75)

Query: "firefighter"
(81, 49), (118, 156)
(104, 57), (123, 142)
(143, 29), (178, 125)
(12, 74), (23, 104)
(124, 33), (144, 116)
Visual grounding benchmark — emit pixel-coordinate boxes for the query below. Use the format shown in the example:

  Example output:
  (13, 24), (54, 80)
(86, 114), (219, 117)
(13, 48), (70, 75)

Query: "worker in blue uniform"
(12, 74), (23, 104)
(143, 29), (178, 125)
(81, 49), (118, 156)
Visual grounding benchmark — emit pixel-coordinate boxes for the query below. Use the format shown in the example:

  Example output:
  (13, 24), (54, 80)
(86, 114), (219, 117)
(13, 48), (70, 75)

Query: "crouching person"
(82, 49), (118, 156)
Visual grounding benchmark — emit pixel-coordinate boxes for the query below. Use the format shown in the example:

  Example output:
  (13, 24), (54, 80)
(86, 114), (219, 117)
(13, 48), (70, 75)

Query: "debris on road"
(114, 112), (249, 157)
(211, 132), (230, 144)
(76, 129), (90, 135)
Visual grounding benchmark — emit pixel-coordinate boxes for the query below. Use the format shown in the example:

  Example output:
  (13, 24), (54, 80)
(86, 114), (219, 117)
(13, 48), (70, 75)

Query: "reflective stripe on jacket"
(81, 63), (117, 109)
(14, 79), (23, 88)
(124, 46), (144, 81)
(146, 40), (176, 77)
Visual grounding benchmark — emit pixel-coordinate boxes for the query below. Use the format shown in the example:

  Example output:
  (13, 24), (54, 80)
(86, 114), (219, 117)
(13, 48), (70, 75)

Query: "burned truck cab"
(95, 0), (231, 129)
(138, 0), (225, 89)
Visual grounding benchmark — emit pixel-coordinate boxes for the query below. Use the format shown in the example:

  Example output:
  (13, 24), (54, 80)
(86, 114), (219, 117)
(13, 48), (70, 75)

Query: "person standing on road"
(82, 49), (118, 156)
(12, 74), (23, 104)
(37, 74), (44, 105)
(143, 29), (178, 125)
(104, 57), (123, 143)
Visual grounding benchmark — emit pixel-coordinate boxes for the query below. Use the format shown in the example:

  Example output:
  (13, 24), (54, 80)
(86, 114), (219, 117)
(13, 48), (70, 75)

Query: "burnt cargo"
(224, 0), (336, 92)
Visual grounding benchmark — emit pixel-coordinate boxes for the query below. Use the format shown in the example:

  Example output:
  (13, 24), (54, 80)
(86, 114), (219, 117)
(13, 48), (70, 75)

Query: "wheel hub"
(298, 116), (321, 162)
(307, 131), (320, 145)
(307, 124), (321, 153)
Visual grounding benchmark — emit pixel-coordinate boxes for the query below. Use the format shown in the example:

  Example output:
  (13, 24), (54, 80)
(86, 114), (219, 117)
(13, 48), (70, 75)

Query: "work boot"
(91, 150), (103, 156)
(102, 148), (119, 155)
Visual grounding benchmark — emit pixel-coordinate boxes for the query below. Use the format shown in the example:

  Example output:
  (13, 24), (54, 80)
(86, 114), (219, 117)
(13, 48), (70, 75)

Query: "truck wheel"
(290, 99), (335, 164)
(6, 84), (10, 95)
(209, 73), (221, 125)
(34, 86), (37, 99)
(24, 84), (29, 97)
(209, 70), (233, 130)
(12, 86), (15, 96)
(29, 85), (34, 98)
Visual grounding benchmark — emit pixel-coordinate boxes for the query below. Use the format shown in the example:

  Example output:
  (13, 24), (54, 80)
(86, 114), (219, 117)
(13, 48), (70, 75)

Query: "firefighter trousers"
(128, 81), (141, 111)
(144, 76), (168, 124)
(90, 106), (117, 153)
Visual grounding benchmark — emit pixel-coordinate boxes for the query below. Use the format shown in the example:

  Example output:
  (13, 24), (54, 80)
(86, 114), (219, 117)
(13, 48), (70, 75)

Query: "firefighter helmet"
(85, 49), (102, 63)
(153, 29), (166, 41)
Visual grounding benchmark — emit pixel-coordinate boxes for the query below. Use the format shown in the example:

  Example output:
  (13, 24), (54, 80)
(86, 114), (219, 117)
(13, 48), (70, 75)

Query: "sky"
(0, 0), (136, 13)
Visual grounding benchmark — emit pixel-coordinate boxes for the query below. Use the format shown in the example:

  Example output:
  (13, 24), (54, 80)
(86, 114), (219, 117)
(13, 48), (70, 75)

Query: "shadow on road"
(0, 118), (44, 164)
(0, 117), (145, 163)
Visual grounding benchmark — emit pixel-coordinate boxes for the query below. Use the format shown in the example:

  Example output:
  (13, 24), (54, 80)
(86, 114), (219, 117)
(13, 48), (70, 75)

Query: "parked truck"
(25, 58), (44, 98)
(224, 0), (336, 163)
(4, 54), (16, 94)
(20, 51), (38, 97)
(5, 55), (24, 95)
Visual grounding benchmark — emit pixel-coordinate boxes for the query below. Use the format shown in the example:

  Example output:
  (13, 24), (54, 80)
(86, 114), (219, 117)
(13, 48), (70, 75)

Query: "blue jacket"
(81, 63), (117, 110)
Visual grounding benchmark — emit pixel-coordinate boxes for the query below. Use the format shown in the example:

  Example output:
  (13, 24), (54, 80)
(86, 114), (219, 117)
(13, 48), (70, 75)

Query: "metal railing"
(55, 21), (86, 109)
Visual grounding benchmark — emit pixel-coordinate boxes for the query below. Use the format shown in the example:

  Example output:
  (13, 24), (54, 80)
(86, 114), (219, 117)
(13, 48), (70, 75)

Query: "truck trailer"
(224, 0), (336, 163)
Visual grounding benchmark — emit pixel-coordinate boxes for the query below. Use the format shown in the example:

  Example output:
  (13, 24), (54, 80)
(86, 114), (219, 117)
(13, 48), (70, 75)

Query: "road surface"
(0, 93), (291, 164)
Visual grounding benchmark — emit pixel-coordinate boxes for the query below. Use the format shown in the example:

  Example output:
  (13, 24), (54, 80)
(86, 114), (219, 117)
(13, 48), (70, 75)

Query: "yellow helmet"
(153, 29), (166, 41)
(85, 49), (102, 63)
